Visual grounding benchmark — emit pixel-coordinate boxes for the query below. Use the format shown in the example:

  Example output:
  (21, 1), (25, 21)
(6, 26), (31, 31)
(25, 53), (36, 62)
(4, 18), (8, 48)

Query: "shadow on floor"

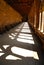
(0, 22), (44, 65)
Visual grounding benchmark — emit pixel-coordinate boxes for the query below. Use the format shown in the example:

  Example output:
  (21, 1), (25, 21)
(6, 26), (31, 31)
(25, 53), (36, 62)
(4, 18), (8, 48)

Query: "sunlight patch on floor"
(15, 29), (20, 32)
(11, 46), (39, 60)
(23, 22), (30, 28)
(20, 22), (31, 33)
(11, 33), (16, 36)
(22, 26), (29, 29)
(8, 32), (17, 40)
(21, 29), (31, 33)
(17, 22), (34, 44)
(17, 38), (34, 44)
(15, 33), (18, 35)
(6, 55), (22, 60)
(3, 45), (10, 49)
(19, 33), (32, 37)
(0, 48), (2, 51)
(8, 34), (15, 40)
(0, 53), (4, 56)
(18, 35), (33, 40)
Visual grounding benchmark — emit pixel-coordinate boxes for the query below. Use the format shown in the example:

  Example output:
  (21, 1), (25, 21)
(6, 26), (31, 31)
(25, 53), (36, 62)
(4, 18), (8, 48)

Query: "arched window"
(41, 1), (44, 34)
(38, 12), (42, 30)
(38, 0), (44, 34)
(41, 10), (44, 34)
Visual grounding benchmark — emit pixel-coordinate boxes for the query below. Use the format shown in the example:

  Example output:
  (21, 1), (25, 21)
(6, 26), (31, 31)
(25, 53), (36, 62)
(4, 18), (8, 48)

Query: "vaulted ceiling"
(4, 0), (34, 16)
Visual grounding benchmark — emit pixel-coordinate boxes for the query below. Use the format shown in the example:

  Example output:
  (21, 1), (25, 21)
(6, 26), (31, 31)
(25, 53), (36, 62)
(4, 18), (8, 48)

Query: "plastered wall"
(0, 0), (22, 31)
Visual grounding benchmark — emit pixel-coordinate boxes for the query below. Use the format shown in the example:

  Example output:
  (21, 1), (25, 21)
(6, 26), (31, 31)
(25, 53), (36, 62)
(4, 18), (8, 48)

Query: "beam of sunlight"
(11, 46), (39, 60)
(0, 48), (2, 51)
(17, 38), (35, 44)
(6, 55), (22, 60)
(8, 34), (15, 40)
(3, 45), (10, 49)
(0, 53), (4, 56)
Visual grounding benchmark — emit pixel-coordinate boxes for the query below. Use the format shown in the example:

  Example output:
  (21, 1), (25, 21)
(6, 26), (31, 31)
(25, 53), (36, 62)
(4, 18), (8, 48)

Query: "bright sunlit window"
(41, 11), (44, 34)
(38, 12), (41, 30)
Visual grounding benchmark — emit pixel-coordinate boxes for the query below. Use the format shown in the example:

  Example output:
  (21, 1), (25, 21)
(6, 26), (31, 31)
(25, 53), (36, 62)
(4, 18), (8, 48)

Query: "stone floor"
(0, 22), (44, 65)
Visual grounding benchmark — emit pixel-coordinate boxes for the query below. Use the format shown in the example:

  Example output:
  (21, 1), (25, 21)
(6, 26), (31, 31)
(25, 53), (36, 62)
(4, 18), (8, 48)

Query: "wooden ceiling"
(4, 0), (34, 16)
